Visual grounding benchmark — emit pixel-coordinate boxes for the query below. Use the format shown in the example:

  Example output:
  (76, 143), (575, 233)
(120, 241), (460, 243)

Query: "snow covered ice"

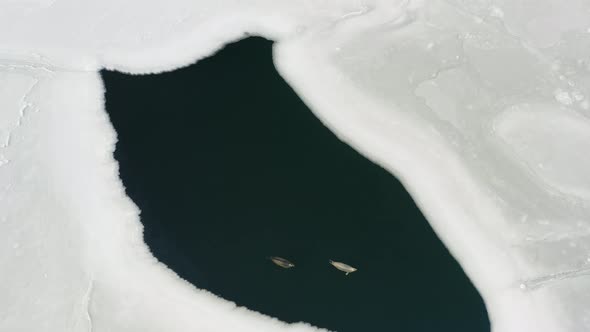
(1, 0), (590, 331)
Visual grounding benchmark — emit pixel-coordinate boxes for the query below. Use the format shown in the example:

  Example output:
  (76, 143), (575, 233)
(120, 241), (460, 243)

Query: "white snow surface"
(1, 0), (590, 331)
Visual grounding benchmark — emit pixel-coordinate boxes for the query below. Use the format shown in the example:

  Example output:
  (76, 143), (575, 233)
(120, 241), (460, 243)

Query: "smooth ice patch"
(494, 103), (590, 200)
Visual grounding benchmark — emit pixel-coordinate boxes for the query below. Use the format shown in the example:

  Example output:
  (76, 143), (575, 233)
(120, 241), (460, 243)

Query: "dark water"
(102, 37), (489, 332)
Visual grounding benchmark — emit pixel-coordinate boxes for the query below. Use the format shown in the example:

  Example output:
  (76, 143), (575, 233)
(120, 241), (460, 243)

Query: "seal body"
(269, 256), (295, 268)
(329, 260), (357, 275)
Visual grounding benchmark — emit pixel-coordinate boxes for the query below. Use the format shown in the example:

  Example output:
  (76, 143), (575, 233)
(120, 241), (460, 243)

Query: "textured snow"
(1, 0), (590, 331)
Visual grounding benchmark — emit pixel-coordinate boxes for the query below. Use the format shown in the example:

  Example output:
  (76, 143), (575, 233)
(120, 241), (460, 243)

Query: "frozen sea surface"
(1, 0), (590, 331)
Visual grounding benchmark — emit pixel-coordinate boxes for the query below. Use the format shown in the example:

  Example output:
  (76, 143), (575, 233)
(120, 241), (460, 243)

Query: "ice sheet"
(0, 65), (327, 331)
(1, 0), (589, 331)
(274, 1), (590, 330)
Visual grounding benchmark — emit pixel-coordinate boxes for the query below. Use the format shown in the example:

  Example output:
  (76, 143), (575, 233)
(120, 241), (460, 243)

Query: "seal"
(269, 256), (295, 268)
(329, 260), (357, 275)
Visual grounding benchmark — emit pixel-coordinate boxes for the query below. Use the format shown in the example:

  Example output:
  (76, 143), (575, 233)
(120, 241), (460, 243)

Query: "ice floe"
(1, 0), (589, 331)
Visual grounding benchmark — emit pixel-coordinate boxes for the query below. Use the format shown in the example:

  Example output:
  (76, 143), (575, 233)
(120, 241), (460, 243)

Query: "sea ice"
(1, 0), (589, 331)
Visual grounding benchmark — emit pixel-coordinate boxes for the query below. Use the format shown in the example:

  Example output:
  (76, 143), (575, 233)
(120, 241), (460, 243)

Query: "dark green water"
(102, 37), (489, 332)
